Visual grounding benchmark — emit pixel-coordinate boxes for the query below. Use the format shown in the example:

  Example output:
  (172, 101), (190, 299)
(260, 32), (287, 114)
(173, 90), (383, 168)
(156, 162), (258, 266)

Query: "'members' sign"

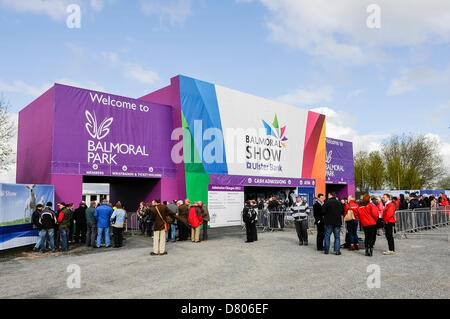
(51, 84), (175, 178)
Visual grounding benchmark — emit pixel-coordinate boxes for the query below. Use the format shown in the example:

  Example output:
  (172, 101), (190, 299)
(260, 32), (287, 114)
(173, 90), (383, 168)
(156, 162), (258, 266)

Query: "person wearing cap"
(57, 202), (71, 251)
(31, 204), (44, 252)
(94, 199), (114, 248)
(291, 195), (310, 245)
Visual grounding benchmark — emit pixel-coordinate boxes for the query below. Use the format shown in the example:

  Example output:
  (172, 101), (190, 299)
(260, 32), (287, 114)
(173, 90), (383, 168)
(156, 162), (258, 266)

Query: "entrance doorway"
(82, 176), (160, 212)
(325, 184), (348, 200)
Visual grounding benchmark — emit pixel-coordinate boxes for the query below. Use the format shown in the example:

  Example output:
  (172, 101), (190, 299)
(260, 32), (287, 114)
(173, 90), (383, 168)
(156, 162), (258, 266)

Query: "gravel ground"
(0, 226), (449, 299)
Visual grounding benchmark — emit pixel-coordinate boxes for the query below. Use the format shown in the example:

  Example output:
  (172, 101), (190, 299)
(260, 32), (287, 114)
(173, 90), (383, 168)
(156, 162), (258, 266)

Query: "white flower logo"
(326, 150), (333, 164)
(85, 110), (113, 140)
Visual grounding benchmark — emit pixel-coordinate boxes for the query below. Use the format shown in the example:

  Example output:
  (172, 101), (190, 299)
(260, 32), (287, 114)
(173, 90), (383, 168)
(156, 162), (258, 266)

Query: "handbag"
(376, 217), (384, 229)
(344, 209), (355, 222)
(155, 206), (169, 232)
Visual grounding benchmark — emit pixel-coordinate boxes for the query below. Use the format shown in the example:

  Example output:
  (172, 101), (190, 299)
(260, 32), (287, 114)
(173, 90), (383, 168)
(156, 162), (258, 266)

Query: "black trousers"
(245, 221), (257, 242)
(54, 225), (60, 249)
(112, 227), (123, 247)
(363, 225), (377, 249)
(294, 219), (308, 243)
(385, 223), (395, 251)
(202, 221), (208, 240)
(69, 220), (74, 242)
(316, 222), (325, 250)
(74, 223), (86, 243)
(179, 222), (189, 240)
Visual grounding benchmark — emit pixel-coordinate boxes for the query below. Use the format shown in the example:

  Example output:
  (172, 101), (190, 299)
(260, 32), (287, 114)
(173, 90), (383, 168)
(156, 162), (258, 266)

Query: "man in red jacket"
(382, 194), (396, 255)
(188, 202), (203, 243)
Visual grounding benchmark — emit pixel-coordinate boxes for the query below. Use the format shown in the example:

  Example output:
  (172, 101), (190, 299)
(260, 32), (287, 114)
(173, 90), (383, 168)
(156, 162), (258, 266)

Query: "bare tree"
(0, 96), (15, 171)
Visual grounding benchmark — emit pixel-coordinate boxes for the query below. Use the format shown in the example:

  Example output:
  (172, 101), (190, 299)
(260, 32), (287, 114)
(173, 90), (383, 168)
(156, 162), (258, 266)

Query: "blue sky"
(0, 0), (449, 182)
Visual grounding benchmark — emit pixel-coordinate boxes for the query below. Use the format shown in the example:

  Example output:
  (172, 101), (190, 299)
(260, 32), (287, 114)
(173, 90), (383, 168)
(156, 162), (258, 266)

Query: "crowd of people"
(243, 191), (449, 257)
(136, 199), (210, 255)
(31, 200), (128, 253)
(31, 198), (211, 255)
(31, 190), (448, 258)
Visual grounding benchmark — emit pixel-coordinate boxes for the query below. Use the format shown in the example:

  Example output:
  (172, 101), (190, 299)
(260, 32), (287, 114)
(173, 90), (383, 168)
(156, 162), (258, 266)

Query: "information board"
(207, 185), (244, 228)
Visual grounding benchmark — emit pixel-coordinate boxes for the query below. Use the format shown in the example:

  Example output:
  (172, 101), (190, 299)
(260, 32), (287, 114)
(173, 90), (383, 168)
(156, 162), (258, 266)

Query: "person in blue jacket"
(94, 200), (114, 248)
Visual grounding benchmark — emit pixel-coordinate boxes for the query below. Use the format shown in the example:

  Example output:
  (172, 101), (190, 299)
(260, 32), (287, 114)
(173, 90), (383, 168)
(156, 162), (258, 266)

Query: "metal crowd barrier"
(394, 207), (449, 240)
(126, 212), (140, 235)
(255, 209), (315, 232)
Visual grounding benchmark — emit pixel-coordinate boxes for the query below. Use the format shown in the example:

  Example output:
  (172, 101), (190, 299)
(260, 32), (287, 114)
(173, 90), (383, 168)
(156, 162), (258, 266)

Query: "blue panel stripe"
(179, 76), (228, 174)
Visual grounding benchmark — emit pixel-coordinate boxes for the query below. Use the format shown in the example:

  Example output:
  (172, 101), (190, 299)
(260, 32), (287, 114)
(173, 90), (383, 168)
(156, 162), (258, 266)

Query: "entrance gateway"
(17, 75), (355, 227)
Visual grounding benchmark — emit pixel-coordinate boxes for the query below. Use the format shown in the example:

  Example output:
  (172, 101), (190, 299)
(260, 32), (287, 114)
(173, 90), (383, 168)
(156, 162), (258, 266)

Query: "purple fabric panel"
(16, 86), (55, 185)
(336, 185), (349, 200)
(325, 137), (355, 185)
(50, 174), (82, 206)
(160, 178), (180, 203)
(139, 76), (186, 199)
(145, 179), (162, 203)
(52, 84), (176, 178)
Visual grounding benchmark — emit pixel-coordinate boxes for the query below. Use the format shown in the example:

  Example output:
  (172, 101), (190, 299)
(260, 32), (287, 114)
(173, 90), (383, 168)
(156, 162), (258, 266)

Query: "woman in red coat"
(382, 194), (396, 255)
(359, 194), (379, 256)
(439, 193), (449, 215)
(188, 202), (203, 243)
(344, 196), (360, 251)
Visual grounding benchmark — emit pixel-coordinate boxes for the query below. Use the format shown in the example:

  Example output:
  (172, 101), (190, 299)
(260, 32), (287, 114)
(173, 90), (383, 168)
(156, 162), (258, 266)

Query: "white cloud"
(245, 0), (450, 63)
(90, 0), (104, 11)
(141, 0), (192, 26)
(124, 63), (160, 85)
(425, 133), (450, 171)
(310, 106), (387, 155)
(0, 0), (110, 20)
(0, 78), (106, 97)
(0, 0), (70, 20)
(277, 86), (332, 106)
(55, 78), (105, 92)
(100, 51), (160, 85)
(0, 80), (52, 97)
(387, 67), (449, 96)
(427, 101), (450, 125)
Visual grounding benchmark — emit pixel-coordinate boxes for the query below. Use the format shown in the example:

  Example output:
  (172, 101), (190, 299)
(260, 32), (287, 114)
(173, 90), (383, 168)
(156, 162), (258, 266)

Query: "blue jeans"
(39, 229), (55, 252)
(59, 227), (69, 251)
(324, 224), (341, 253)
(96, 227), (110, 247)
(165, 224), (176, 242)
(347, 220), (359, 245)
